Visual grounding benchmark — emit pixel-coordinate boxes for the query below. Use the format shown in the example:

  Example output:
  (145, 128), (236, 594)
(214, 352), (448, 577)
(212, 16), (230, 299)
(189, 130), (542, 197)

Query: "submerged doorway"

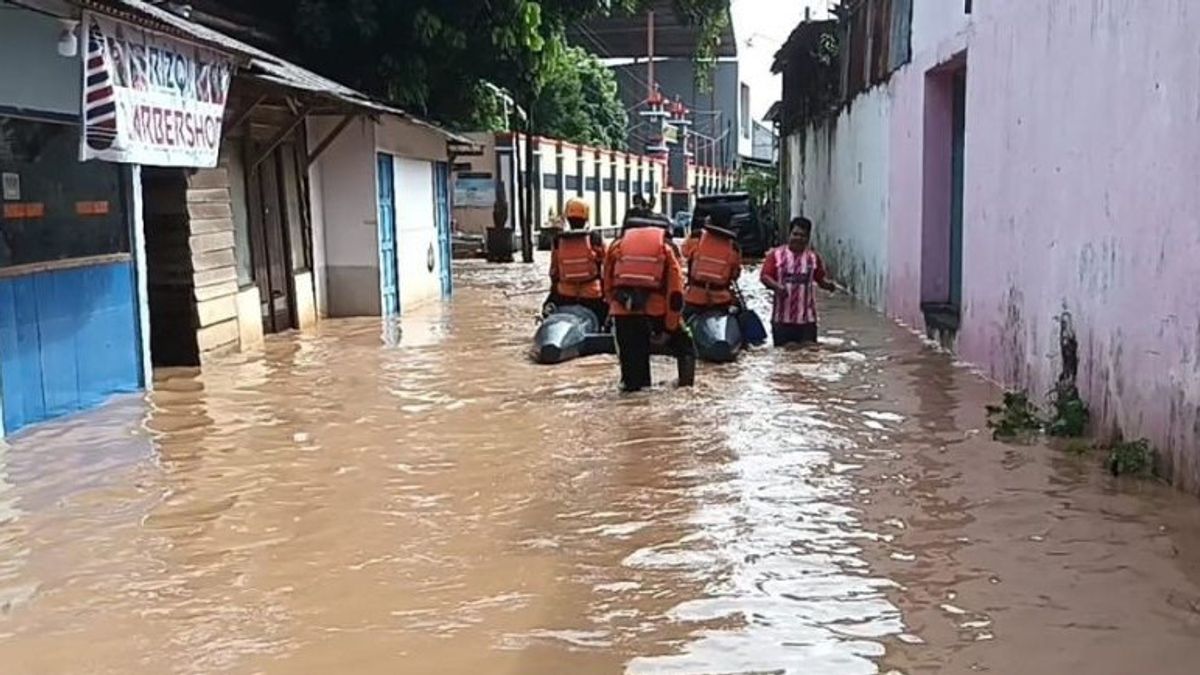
(142, 166), (200, 367)
(246, 142), (305, 334)
(921, 54), (967, 341)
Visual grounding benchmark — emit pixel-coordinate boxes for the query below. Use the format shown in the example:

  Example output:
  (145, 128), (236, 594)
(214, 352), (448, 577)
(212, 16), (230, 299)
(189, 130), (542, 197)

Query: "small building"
(103, 0), (466, 356)
(0, 0), (466, 438)
(0, 1), (233, 436)
(308, 114), (466, 317)
(749, 120), (778, 165)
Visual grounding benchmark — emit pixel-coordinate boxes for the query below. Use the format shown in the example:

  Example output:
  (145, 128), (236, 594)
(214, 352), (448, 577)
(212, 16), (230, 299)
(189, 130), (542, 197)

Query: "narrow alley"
(0, 261), (1198, 674)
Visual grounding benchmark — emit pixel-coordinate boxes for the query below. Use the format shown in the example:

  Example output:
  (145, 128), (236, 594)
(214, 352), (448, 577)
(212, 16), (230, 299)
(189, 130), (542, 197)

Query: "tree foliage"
(739, 166), (777, 206)
(235, 0), (728, 146)
(533, 42), (628, 148)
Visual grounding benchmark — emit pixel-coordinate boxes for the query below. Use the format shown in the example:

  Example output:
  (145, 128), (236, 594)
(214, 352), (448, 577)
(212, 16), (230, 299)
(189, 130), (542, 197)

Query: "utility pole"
(647, 10), (655, 101)
(518, 70), (535, 264)
(522, 110), (535, 263)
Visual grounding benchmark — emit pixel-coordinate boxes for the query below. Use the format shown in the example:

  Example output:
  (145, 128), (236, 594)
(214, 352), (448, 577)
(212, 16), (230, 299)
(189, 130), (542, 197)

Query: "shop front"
(0, 116), (143, 434)
(0, 5), (144, 436)
(0, 2), (236, 436)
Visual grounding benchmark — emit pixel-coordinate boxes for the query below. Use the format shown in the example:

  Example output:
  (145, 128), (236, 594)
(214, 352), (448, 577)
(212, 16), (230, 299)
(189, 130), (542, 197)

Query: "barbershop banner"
(80, 12), (234, 168)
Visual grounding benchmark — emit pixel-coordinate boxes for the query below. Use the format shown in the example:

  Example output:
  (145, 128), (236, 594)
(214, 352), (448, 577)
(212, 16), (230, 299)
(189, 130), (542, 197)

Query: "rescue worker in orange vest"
(603, 215), (696, 392)
(683, 209), (742, 317)
(680, 214), (708, 260)
(546, 197), (608, 323)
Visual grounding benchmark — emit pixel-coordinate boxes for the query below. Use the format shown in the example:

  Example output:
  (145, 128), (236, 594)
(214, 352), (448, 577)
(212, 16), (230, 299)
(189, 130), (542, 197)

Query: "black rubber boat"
(531, 306), (615, 364)
(688, 308), (744, 363)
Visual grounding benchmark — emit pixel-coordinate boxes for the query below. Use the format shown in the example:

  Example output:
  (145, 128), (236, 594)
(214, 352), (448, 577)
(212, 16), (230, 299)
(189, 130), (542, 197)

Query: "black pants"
(613, 316), (696, 391)
(773, 322), (818, 347)
(547, 293), (609, 325)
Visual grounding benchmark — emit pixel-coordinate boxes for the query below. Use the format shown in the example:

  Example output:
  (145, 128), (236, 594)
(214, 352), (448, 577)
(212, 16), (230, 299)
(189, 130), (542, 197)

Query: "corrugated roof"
(74, 0), (473, 144)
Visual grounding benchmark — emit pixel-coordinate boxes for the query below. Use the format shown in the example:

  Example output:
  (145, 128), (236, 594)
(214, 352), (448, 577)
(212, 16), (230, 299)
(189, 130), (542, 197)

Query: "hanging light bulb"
(57, 19), (80, 58)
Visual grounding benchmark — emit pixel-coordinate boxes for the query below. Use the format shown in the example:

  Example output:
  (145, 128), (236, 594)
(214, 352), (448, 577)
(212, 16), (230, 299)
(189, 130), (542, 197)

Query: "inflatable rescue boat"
(530, 306), (615, 364)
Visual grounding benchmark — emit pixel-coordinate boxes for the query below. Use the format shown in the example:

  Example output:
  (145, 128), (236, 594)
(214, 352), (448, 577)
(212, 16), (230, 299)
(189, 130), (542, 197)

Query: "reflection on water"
(0, 258), (1198, 674)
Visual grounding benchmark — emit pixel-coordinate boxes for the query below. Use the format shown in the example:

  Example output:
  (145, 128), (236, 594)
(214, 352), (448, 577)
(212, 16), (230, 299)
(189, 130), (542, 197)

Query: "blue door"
(433, 162), (453, 296)
(376, 153), (399, 315)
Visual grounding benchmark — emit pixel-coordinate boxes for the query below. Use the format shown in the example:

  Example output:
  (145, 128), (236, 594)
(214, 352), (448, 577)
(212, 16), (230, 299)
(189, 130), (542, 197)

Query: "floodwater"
(1, 258), (1200, 675)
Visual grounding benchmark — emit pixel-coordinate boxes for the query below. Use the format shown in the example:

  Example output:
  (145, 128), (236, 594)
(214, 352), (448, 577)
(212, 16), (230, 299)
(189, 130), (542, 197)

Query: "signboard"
(1, 173), (19, 201)
(454, 174), (496, 209)
(79, 12), (234, 168)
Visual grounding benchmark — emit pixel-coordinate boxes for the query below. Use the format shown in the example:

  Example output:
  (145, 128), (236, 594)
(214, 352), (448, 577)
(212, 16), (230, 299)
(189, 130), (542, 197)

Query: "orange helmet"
(564, 198), (590, 222)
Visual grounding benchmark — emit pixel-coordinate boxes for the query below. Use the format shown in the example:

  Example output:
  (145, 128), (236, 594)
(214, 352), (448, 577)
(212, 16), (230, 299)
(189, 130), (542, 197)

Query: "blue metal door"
(376, 153), (400, 315)
(433, 161), (453, 296)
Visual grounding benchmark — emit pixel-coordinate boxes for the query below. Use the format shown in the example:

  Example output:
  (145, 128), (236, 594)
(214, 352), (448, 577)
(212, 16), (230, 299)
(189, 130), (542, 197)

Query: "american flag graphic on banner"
(83, 18), (118, 151)
(79, 11), (232, 166)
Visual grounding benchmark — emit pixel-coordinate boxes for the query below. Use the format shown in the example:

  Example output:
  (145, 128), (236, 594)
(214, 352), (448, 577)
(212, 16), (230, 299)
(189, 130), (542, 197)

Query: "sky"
(731, 0), (831, 121)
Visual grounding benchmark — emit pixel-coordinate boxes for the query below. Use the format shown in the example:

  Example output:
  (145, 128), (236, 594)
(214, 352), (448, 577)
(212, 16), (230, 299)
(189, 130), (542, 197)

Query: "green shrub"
(1108, 439), (1154, 477)
(986, 391), (1044, 440)
(1047, 384), (1089, 438)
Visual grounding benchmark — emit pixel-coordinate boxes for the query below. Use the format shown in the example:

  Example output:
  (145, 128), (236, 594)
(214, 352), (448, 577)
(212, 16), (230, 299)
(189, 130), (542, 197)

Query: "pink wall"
(883, 1), (1200, 489)
(885, 13), (970, 329)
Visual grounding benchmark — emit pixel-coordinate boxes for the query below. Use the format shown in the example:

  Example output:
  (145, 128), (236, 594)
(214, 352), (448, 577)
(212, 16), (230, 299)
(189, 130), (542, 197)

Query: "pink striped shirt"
(761, 246), (827, 325)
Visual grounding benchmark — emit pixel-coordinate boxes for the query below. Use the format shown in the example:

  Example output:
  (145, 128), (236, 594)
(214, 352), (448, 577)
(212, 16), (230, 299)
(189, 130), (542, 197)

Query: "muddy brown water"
(1, 258), (1199, 674)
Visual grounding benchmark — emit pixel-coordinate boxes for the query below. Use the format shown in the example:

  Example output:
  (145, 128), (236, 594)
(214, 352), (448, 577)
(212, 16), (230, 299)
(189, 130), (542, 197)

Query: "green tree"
(239, 0), (728, 138)
(533, 41), (628, 148)
(739, 167), (778, 205)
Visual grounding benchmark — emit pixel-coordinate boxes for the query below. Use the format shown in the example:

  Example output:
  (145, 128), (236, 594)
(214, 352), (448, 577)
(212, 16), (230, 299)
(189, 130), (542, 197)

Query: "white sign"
(79, 12), (234, 168)
(1, 173), (19, 201)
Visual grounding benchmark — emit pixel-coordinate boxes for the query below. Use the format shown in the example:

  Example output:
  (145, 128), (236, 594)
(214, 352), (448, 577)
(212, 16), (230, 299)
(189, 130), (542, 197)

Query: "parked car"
(672, 211), (692, 238)
(691, 193), (772, 257)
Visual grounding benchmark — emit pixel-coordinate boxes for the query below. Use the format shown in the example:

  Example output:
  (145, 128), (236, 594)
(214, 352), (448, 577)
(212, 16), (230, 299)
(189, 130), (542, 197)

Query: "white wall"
(392, 157), (442, 311)
(797, 86), (892, 309)
(376, 116), (449, 161)
(306, 138), (329, 316)
(785, 133), (803, 216)
(307, 117), (380, 317)
(738, 79), (754, 158)
(0, 8), (80, 116)
(308, 113), (453, 317)
(130, 165), (152, 390)
(910, 0), (973, 58)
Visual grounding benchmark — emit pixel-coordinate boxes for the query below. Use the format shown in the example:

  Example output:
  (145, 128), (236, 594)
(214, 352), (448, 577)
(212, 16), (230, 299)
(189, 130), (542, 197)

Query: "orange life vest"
(555, 231), (602, 283)
(688, 230), (738, 288)
(611, 227), (668, 290)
